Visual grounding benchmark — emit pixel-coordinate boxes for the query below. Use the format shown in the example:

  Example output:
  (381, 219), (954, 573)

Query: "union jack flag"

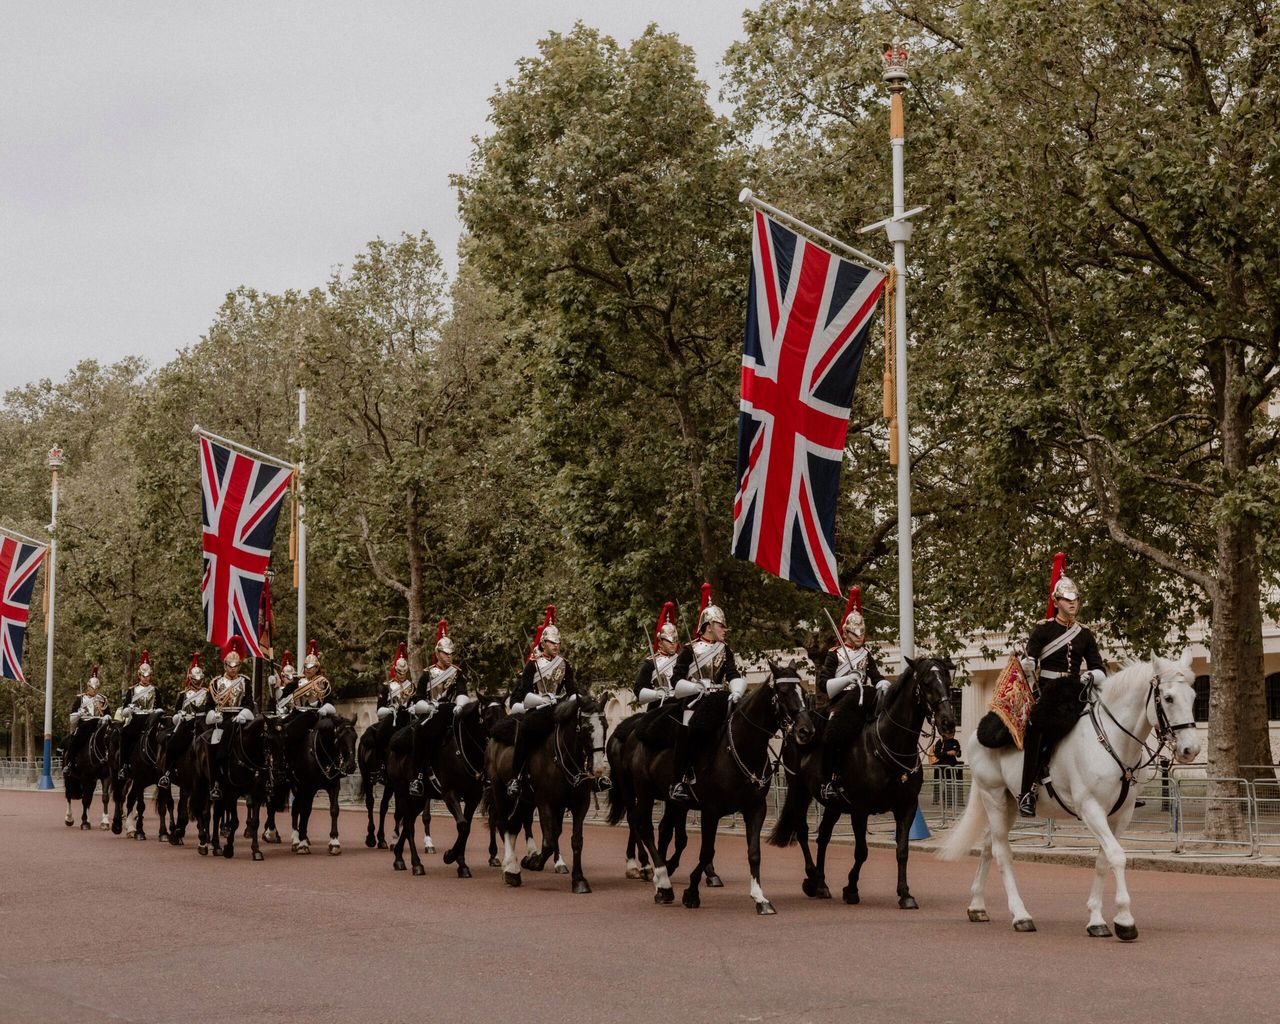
(200, 436), (292, 656)
(0, 536), (47, 683)
(732, 211), (886, 595)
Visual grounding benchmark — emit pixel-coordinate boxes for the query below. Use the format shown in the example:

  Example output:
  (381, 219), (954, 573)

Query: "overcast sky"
(1, 2), (754, 392)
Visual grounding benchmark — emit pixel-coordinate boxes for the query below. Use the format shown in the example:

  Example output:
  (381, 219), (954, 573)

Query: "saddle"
(633, 702), (681, 750)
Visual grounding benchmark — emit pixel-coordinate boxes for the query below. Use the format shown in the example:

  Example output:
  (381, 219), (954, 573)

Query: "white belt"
(1038, 669), (1073, 680)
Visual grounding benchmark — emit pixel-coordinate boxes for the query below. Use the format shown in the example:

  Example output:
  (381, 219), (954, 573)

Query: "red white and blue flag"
(0, 536), (47, 683)
(732, 211), (886, 595)
(200, 436), (292, 657)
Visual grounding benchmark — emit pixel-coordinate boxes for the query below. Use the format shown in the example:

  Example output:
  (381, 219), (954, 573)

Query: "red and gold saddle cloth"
(989, 655), (1034, 749)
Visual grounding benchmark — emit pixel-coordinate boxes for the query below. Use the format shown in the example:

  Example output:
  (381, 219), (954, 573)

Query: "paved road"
(2, 789), (1274, 1024)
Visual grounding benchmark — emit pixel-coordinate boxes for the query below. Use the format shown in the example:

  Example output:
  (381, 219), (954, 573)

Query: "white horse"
(938, 652), (1200, 939)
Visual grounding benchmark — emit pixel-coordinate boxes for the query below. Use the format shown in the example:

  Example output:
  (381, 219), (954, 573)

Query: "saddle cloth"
(989, 654), (1033, 750)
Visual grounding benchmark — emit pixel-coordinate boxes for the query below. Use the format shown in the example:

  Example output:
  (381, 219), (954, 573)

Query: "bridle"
(871, 661), (953, 782)
(1090, 670), (1196, 784)
(728, 673), (806, 790)
(452, 706), (486, 782)
(552, 701), (606, 788)
(310, 720), (353, 782)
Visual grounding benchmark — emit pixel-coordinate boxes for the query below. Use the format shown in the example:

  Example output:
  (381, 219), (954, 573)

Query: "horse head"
(1149, 650), (1200, 764)
(331, 715), (358, 775)
(902, 656), (957, 734)
(567, 694), (608, 780)
(766, 660), (816, 746)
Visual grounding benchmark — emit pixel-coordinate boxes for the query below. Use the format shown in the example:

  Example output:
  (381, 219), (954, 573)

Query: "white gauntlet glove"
(637, 687), (664, 705)
(1019, 657), (1036, 678)
(826, 673), (856, 700)
(671, 679), (704, 700)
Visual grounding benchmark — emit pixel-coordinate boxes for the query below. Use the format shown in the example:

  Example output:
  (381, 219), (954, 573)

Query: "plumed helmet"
(222, 635), (247, 666)
(186, 651), (204, 684)
(840, 587), (866, 639)
(391, 641), (410, 677)
(279, 650), (295, 681)
(86, 666), (100, 690)
(541, 624), (561, 646)
(303, 638), (320, 670)
(1045, 552), (1078, 618)
(137, 650), (152, 679)
(434, 620), (454, 656)
(530, 605), (558, 658)
(696, 582), (725, 633)
(652, 601), (678, 650)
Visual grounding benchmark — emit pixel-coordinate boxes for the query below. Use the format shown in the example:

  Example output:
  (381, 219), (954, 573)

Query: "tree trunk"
(404, 486), (426, 677)
(671, 385), (720, 586)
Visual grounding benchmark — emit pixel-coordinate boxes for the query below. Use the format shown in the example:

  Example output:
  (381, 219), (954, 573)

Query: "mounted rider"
(633, 601), (681, 705)
(158, 651), (208, 789)
(270, 650), (296, 714)
(278, 639), (336, 740)
(668, 583), (748, 804)
(371, 641), (414, 783)
(505, 604), (578, 797)
(118, 650), (162, 779)
(64, 665), (111, 767)
(1017, 553), (1106, 817)
(817, 587), (888, 802)
(206, 636), (257, 800)
(406, 619), (472, 797)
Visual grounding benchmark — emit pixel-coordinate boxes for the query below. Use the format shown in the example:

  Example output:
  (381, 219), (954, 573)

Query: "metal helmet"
(657, 622), (678, 645)
(434, 619), (454, 656)
(86, 666), (100, 691)
(186, 651), (203, 685)
(222, 635), (246, 668)
(137, 650), (152, 680)
(302, 638), (320, 671)
(842, 611), (866, 640)
(540, 624), (561, 646)
(1052, 575), (1079, 603)
(390, 641), (410, 677)
(697, 605), (726, 632)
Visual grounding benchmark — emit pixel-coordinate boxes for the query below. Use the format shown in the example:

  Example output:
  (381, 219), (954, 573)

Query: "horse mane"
(1099, 659), (1152, 700)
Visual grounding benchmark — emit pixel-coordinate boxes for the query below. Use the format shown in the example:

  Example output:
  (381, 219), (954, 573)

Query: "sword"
(522, 627), (551, 695)
(823, 606), (861, 679)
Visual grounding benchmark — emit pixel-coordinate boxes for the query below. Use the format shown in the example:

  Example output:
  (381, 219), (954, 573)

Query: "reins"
(552, 704), (605, 788)
(726, 678), (805, 790)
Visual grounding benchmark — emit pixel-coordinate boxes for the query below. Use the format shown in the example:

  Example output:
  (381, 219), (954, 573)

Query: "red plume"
(139, 649), (151, 667)
(839, 586), (862, 633)
(529, 603), (556, 660)
(652, 600), (676, 652)
(389, 641), (407, 679)
(187, 651), (200, 671)
(698, 583), (712, 618)
(280, 650), (294, 671)
(222, 635), (247, 659)
(307, 638), (318, 658)
(1046, 551), (1067, 619)
(435, 619), (448, 644)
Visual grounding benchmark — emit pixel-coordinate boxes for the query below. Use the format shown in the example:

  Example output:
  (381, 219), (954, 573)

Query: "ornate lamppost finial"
(882, 43), (909, 86)
(48, 445), (64, 468)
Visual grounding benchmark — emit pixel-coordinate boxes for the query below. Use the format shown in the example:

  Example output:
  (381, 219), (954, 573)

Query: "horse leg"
(391, 795), (408, 872)
(682, 813), (719, 909)
(404, 802), (424, 876)
(966, 831), (993, 922)
(893, 805), (918, 909)
(222, 798), (239, 859)
(843, 813), (871, 905)
(364, 771), (377, 847)
(813, 802), (839, 898)
(796, 803), (827, 899)
(570, 793), (590, 894)
(377, 784), (393, 849)
(501, 820), (522, 887)
(631, 794), (673, 904)
(80, 782), (93, 830)
(327, 783), (342, 855)
(488, 815), (502, 868)
(744, 801), (775, 915)
(134, 787), (148, 841)
(294, 790), (314, 854)
(982, 789), (1035, 931)
(1079, 799), (1136, 940)
(440, 792), (471, 877)
(525, 801), (556, 873)
(249, 790), (264, 861)
(422, 799), (435, 855)
(102, 779), (114, 831)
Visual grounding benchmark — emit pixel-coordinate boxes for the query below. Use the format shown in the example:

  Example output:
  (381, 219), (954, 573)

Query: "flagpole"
(884, 44), (915, 659)
(738, 189), (891, 273)
(296, 386), (307, 660)
(38, 445), (62, 790)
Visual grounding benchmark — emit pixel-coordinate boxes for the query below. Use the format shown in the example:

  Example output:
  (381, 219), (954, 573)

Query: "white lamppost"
(38, 444), (62, 790)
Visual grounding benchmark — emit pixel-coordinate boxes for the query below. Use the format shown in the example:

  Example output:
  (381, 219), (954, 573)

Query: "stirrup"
(668, 780), (692, 803)
(157, 774), (170, 790)
(1018, 791), (1037, 818)
(210, 783), (222, 801)
(819, 778), (845, 802)
(117, 768), (128, 780)
(506, 776), (522, 798)
(409, 775), (424, 797)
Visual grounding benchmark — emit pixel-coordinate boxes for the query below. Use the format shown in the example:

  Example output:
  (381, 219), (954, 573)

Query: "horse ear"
(904, 656), (917, 670)
(1179, 649), (1193, 667)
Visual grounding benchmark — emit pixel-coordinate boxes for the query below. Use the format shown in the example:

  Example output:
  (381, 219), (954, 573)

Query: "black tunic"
(671, 643), (739, 688)
(1026, 620), (1104, 679)
(818, 647), (884, 693)
(507, 659), (577, 706)
(416, 667), (468, 703)
(633, 654), (680, 699)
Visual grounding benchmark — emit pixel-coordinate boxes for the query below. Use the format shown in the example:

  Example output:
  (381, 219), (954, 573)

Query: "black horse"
(417, 698), (490, 878)
(357, 722), (398, 849)
(110, 710), (172, 840)
(283, 713), (358, 855)
(190, 714), (280, 860)
(487, 694), (608, 894)
(610, 661), (814, 914)
(385, 705), (462, 875)
(769, 656), (956, 908)
(63, 718), (117, 831)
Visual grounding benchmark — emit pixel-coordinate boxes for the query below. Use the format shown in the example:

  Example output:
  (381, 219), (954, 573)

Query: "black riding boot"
(668, 725), (694, 803)
(1018, 726), (1043, 817)
(506, 725), (529, 798)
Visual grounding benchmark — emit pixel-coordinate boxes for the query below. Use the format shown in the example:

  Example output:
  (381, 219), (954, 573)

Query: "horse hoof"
(899, 896), (919, 910)
(365, 835), (377, 849)
(489, 856), (502, 868)
(111, 821), (122, 835)
(80, 822), (91, 831)
(197, 843), (208, 856)
(681, 889), (700, 909)
(64, 816), (73, 827)
(252, 850), (264, 862)
(756, 900), (776, 916)
(706, 873), (724, 888)
(801, 878), (830, 899)
(263, 829), (280, 844)
(412, 864), (425, 876)
(654, 888), (675, 905)
(572, 879), (591, 894)
(522, 853), (544, 872)
(967, 909), (990, 923)
(377, 840), (388, 850)
(842, 887), (860, 905)
(243, 827), (253, 839)
(555, 863), (569, 875)
(1087, 924), (1112, 938)
(442, 849), (457, 865)
(328, 843), (341, 856)
(99, 821), (109, 830)
(125, 829), (135, 839)
(296, 844), (310, 855)
(1013, 918), (1037, 933)
(642, 866), (654, 881)
(222, 846), (234, 859)
(393, 860), (406, 872)
(503, 871), (522, 887)
(1114, 922), (1138, 942)
(457, 865), (472, 879)
(626, 867), (642, 879)
(424, 842), (435, 855)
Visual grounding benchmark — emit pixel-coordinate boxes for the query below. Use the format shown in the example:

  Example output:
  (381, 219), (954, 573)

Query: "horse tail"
(767, 769), (811, 848)
(936, 782), (988, 862)
(605, 733), (630, 827)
